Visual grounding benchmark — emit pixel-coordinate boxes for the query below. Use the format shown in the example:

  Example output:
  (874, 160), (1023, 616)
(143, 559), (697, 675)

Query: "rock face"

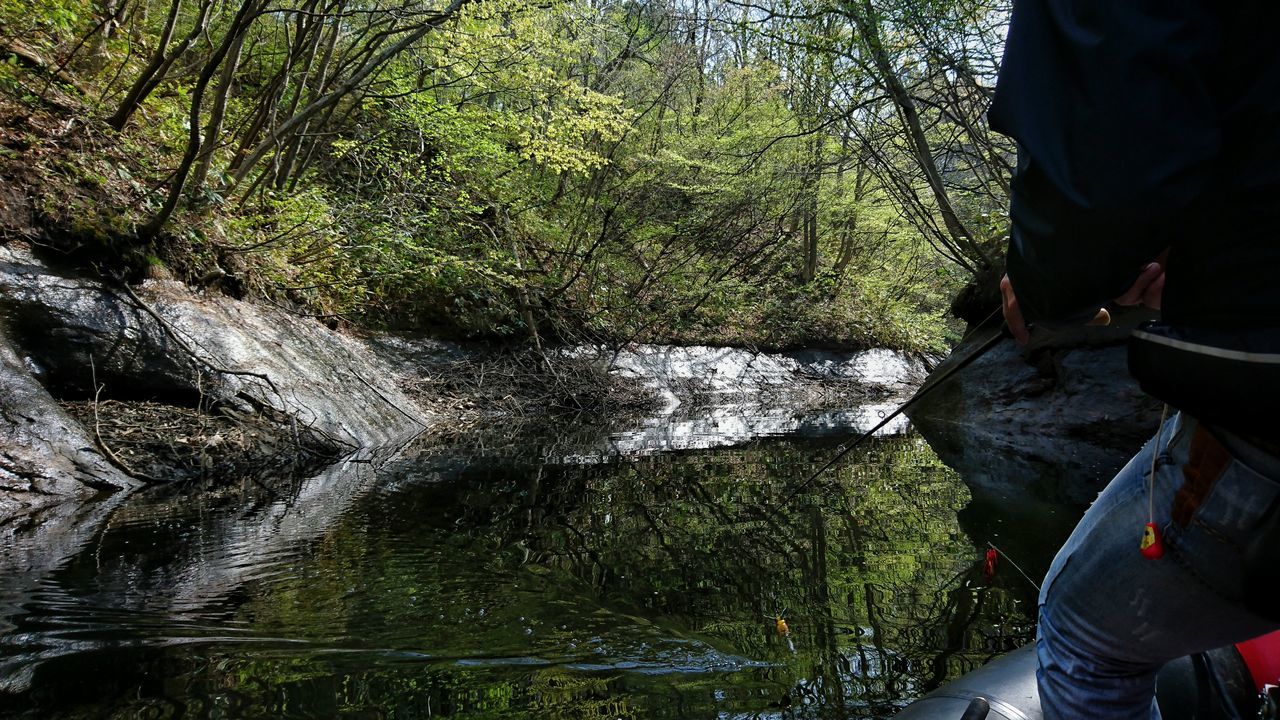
(0, 244), (430, 446)
(585, 344), (930, 455)
(0, 323), (138, 518)
(607, 344), (929, 411)
(0, 243), (433, 520)
(906, 326), (1163, 504)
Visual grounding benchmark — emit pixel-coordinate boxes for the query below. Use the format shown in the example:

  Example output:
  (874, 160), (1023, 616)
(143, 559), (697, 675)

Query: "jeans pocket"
(1165, 453), (1280, 604)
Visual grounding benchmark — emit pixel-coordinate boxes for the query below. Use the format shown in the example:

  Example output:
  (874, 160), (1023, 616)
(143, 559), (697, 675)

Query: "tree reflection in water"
(0, 432), (1043, 719)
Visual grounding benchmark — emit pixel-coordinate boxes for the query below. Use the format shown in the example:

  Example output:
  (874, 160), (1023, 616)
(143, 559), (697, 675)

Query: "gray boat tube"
(893, 645), (1041, 720)
(892, 641), (1261, 720)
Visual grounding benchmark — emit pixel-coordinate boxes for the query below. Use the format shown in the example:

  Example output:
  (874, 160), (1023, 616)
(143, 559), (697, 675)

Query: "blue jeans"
(1037, 412), (1280, 719)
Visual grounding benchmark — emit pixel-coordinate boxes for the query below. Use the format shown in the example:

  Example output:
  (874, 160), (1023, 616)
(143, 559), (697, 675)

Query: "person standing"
(988, 1), (1280, 717)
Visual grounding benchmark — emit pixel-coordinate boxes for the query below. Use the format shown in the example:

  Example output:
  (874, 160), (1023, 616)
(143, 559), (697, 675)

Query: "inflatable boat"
(893, 630), (1280, 719)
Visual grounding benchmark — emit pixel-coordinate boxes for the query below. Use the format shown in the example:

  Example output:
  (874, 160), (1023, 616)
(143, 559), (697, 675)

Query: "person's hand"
(999, 273), (1029, 344)
(1000, 255), (1166, 345)
(1113, 261), (1165, 310)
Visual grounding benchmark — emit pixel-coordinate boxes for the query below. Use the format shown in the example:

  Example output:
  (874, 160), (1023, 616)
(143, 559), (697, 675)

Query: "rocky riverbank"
(0, 241), (431, 519)
(1, 241), (926, 526)
(906, 319), (1164, 504)
(3, 233), (1169, 527)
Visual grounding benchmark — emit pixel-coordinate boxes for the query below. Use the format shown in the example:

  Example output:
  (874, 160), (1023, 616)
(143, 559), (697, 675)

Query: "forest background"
(0, 0), (1012, 355)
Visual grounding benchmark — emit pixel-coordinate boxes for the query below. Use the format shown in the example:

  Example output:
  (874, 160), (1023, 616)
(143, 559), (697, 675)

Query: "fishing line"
(1140, 403), (1172, 559)
(987, 541), (1041, 593)
(780, 308), (1007, 505)
(1149, 405), (1169, 524)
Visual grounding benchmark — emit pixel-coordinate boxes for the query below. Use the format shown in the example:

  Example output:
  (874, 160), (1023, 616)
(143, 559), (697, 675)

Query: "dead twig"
(89, 356), (156, 482)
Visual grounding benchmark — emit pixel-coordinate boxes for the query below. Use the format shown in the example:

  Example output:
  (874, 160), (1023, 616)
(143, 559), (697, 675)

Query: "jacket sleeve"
(988, 0), (1222, 324)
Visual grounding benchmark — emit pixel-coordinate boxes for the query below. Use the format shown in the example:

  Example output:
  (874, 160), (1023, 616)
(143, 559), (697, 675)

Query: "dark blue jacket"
(988, 1), (1280, 435)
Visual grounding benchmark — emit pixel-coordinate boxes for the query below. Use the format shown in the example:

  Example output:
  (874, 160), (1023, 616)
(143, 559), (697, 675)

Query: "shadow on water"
(0, 411), (1083, 719)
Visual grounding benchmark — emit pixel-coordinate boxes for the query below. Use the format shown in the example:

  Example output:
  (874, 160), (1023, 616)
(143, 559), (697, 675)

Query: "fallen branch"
(90, 356), (156, 482)
(118, 284), (367, 455)
(352, 371), (428, 429)
(65, 394), (342, 488)
(2, 40), (89, 95)
(120, 283), (280, 396)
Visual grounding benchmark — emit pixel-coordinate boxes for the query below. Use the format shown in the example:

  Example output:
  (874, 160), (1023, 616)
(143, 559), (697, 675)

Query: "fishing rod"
(781, 312), (1008, 503)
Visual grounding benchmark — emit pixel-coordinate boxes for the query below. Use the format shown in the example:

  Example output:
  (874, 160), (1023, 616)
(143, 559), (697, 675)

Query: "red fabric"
(1236, 629), (1280, 691)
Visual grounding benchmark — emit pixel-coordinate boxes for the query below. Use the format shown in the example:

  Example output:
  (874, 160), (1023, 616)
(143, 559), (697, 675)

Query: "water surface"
(0, 414), (1081, 719)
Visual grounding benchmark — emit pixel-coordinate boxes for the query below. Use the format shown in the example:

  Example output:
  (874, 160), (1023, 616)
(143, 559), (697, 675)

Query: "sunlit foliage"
(0, 0), (1011, 351)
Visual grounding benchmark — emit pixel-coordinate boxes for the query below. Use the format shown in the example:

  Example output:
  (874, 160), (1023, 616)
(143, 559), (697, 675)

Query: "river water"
(0, 381), (1090, 719)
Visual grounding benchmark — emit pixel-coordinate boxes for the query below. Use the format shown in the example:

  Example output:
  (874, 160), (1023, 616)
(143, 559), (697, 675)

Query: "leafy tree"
(1, 0), (1011, 350)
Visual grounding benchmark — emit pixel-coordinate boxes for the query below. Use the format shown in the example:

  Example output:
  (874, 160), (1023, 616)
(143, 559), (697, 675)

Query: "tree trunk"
(847, 0), (991, 273)
(142, 0), (262, 237)
(803, 202), (819, 283)
(107, 0), (213, 130)
(226, 0), (471, 194)
(189, 27), (246, 197)
(833, 160), (868, 279)
(273, 3), (327, 189)
(106, 0), (182, 130)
